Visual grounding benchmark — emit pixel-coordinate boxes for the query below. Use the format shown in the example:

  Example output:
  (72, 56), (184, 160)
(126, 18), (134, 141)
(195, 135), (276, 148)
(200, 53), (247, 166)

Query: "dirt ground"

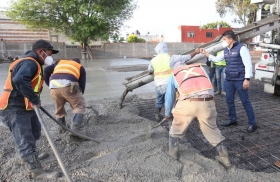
(0, 93), (280, 182)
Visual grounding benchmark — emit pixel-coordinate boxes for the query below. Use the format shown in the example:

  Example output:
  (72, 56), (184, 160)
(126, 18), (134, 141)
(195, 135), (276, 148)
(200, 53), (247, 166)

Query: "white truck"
(252, 0), (280, 95)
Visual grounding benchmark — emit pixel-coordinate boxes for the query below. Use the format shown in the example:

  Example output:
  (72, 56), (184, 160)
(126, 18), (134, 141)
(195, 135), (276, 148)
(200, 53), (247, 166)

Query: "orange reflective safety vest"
(173, 64), (213, 96)
(53, 60), (81, 79)
(0, 57), (43, 110)
(151, 54), (172, 79)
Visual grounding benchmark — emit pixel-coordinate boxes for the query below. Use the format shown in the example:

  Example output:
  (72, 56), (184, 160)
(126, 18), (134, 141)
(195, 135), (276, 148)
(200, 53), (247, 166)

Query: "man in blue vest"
(200, 30), (257, 133)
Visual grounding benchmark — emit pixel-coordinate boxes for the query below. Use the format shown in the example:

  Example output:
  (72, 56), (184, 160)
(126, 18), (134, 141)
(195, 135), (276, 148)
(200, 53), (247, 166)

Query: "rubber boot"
(38, 152), (49, 160)
(22, 154), (59, 179)
(169, 135), (180, 160)
(70, 114), (84, 136)
(214, 90), (221, 95)
(215, 141), (231, 169)
(19, 152), (49, 166)
(155, 108), (161, 122)
(58, 117), (66, 133)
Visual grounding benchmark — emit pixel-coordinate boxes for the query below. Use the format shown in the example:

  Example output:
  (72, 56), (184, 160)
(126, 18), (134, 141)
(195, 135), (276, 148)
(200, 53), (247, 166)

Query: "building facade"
(179, 25), (234, 43)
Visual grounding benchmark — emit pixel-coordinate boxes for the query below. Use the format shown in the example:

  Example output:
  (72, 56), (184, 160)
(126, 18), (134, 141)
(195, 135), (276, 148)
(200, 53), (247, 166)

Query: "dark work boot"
(221, 120), (237, 127)
(169, 136), (180, 160)
(155, 108), (161, 122)
(70, 114), (84, 135)
(215, 141), (231, 169)
(19, 152), (49, 166)
(57, 117), (67, 133)
(214, 90), (221, 95)
(22, 154), (59, 179)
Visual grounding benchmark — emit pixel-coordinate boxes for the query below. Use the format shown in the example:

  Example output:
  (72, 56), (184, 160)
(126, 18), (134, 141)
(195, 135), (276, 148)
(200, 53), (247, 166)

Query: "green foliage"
(127, 34), (146, 43)
(202, 21), (231, 29)
(215, 0), (258, 25)
(119, 37), (125, 42)
(6, 0), (137, 48)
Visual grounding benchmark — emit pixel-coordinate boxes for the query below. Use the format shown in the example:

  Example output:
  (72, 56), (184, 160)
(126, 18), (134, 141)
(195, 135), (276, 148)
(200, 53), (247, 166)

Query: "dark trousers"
(225, 80), (257, 126)
(0, 110), (41, 158)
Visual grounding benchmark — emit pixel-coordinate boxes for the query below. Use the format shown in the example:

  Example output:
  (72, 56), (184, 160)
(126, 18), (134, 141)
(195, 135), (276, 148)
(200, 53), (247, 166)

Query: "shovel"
(40, 106), (100, 143)
(145, 118), (170, 139)
(34, 106), (73, 182)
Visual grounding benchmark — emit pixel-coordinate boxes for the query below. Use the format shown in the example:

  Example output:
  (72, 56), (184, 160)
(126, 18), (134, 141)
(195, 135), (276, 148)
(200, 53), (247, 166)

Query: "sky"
(0, 0), (243, 38)
(121, 0), (243, 36)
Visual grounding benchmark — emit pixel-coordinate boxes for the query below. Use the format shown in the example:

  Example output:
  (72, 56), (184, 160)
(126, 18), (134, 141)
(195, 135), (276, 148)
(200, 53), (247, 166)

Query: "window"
(66, 46), (77, 48)
(90, 45), (102, 48)
(187, 32), (195, 38)
(206, 32), (213, 38)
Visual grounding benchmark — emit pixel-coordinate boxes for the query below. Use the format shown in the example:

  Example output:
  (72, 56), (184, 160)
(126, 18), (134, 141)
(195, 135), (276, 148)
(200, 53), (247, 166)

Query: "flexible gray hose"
(40, 106), (100, 143)
(34, 106), (73, 182)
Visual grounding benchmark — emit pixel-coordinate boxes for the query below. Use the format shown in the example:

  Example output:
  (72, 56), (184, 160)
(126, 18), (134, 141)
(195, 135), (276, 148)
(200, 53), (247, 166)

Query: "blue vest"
(224, 41), (245, 81)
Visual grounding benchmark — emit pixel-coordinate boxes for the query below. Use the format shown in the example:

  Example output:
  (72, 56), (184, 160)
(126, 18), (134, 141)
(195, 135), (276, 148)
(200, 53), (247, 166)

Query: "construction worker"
(44, 58), (86, 135)
(148, 42), (200, 121)
(0, 39), (59, 178)
(214, 51), (226, 96)
(200, 30), (257, 133)
(164, 62), (231, 168)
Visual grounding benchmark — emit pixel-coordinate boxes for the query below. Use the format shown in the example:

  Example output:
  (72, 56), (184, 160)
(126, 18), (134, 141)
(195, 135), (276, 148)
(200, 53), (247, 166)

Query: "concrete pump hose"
(34, 106), (73, 182)
(39, 106), (100, 143)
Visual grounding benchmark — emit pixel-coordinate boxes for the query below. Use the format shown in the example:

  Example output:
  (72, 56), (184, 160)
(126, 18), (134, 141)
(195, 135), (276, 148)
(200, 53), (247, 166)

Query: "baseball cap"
(32, 39), (59, 54)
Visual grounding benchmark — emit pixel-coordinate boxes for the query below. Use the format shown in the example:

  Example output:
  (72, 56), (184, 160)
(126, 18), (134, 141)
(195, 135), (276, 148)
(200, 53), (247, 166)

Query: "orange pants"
(50, 87), (86, 119)
(169, 99), (225, 147)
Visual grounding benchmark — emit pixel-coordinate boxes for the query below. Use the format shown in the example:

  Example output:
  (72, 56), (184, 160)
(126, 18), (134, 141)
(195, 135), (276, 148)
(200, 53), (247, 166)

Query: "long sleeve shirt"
(148, 54), (192, 71)
(5, 50), (43, 111)
(164, 67), (214, 117)
(44, 61), (86, 94)
(208, 46), (253, 78)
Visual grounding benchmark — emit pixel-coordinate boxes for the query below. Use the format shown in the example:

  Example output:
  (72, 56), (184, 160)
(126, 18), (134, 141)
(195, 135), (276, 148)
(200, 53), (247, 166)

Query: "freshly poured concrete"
(1, 58), (280, 181)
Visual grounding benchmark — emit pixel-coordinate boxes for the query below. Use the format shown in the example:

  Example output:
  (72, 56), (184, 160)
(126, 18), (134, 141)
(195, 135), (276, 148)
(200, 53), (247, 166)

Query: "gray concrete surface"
(0, 58), (155, 104)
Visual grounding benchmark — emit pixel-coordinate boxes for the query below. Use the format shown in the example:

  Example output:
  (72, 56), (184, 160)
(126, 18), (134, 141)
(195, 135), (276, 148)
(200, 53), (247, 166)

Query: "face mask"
(222, 41), (229, 48)
(42, 51), (53, 65)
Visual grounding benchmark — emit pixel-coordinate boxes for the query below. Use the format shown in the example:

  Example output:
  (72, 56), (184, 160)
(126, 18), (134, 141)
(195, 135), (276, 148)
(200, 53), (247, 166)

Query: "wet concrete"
(0, 58), (155, 104)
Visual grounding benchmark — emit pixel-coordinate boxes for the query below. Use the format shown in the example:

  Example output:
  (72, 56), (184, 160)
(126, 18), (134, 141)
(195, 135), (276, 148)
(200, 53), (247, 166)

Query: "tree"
(202, 21), (231, 29)
(215, 0), (258, 25)
(6, 0), (137, 57)
(127, 34), (146, 43)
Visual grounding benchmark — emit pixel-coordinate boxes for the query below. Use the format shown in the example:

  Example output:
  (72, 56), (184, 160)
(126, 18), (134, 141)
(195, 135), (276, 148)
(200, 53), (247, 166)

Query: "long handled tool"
(34, 106), (73, 182)
(145, 118), (170, 139)
(40, 106), (100, 143)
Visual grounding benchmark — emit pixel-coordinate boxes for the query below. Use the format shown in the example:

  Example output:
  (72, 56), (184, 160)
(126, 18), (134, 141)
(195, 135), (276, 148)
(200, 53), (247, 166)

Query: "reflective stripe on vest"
(0, 57), (43, 110)
(214, 51), (226, 66)
(53, 60), (81, 79)
(152, 54), (172, 79)
(173, 64), (213, 95)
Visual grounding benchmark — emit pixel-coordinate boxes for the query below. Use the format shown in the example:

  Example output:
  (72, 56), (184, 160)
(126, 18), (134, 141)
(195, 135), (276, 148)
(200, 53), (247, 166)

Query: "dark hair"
(222, 30), (236, 40)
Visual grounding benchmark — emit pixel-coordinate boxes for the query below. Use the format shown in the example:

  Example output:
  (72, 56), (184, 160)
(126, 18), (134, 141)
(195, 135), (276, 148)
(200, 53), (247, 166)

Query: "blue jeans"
(215, 66), (226, 92)
(225, 80), (257, 126)
(207, 67), (217, 87)
(0, 110), (41, 158)
(155, 84), (167, 109)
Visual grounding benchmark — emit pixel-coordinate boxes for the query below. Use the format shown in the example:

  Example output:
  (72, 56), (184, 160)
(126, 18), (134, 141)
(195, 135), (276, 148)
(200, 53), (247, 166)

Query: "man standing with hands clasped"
(200, 30), (257, 133)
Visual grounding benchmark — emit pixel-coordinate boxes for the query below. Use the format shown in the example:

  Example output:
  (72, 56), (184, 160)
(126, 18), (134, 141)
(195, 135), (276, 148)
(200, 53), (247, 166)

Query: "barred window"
(187, 32), (195, 38)
(206, 32), (213, 38)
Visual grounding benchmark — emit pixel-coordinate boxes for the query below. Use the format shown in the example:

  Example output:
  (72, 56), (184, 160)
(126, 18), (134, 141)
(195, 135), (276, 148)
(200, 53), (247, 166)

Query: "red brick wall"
(179, 26), (234, 43)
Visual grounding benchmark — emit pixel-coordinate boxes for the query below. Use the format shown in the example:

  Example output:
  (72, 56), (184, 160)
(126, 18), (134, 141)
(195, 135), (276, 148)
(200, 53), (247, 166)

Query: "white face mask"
(222, 41), (229, 48)
(42, 51), (53, 65)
